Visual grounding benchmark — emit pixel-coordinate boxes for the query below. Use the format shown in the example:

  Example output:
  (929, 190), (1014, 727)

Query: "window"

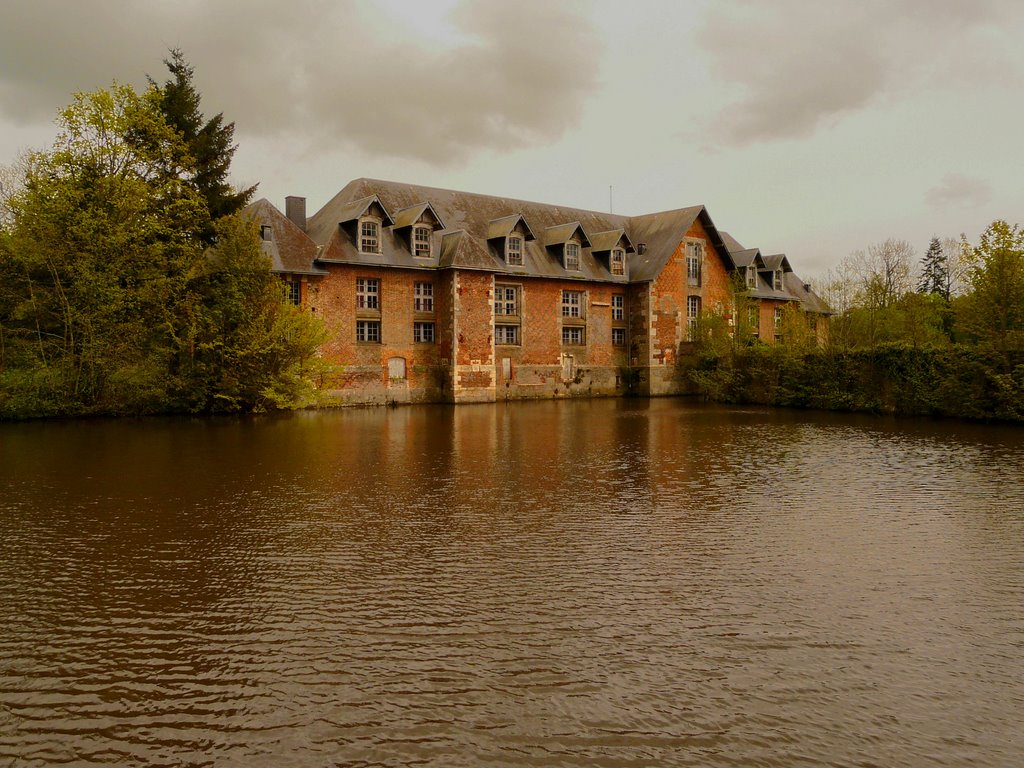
(774, 270), (783, 291)
(413, 322), (434, 343)
(611, 294), (625, 321)
(686, 241), (703, 287)
(495, 324), (520, 345)
(285, 279), (301, 306)
(356, 320), (381, 343)
(506, 236), (523, 266)
(561, 290), (584, 318)
(611, 248), (625, 276)
(414, 282), (433, 312)
(260, 224), (273, 242)
(746, 265), (757, 289)
(356, 278), (379, 310)
(748, 304), (759, 336)
(774, 306), (784, 326)
(495, 284), (520, 317)
(413, 226), (431, 258)
(687, 295), (701, 338)
(360, 219), (379, 253)
(564, 242), (580, 271)
(612, 327), (626, 346)
(808, 315), (818, 332)
(562, 326), (585, 345)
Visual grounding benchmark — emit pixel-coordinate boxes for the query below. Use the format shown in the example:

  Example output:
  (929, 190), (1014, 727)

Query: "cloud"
(0, 0), (599, 165)
(697, 0), (1024, 146)
(925, 174), (993, 210)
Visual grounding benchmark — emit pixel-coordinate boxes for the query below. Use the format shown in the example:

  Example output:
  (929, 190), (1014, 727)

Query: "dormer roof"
(392, 202), (445, 231)
(543, 222), (591, 249)
(487, 214), (537, 242)
(589, 229), (635, 253)
(336, 194), (394, 227)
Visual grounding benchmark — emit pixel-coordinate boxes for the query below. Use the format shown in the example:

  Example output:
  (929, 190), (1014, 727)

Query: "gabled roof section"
(438, 230), (500, 270)
(245, 198), (327, 276)
(487, 214), (537, 241)
(785, 272), (831, 314)
(629, 206), (734, 281)
(761, 253), (793, 273)
(730, 248), (763, 269)
(543, 222), (591, 248)
(393, 202), (444, 231)
(589, 229), (635, 253)
(335, 194), (395, 227)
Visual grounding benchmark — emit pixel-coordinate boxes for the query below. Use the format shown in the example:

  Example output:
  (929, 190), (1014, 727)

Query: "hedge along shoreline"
(679, 345), (1024, 423)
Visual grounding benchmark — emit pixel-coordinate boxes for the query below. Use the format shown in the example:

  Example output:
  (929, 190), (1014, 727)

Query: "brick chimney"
(285, 196), (306, 231)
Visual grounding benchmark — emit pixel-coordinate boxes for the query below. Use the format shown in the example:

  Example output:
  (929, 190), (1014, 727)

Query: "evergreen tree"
(149, 49), (256, 243)
(918, 236), (949, 299)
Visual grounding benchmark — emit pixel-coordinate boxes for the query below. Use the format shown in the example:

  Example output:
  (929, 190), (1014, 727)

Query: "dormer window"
(360, 219), (380, 254)
(565, 242), (580, 271)
(506, 236), (523, 265)
(413, 225), (431, 258)
(747, 265), (757, 289)
(260, 224), (273, 242)
(774, 270), (783, 291)
(611, 248), (625, 276)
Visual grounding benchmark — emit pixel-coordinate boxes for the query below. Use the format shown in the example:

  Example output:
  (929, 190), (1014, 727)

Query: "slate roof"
(245, 198), (327, 276)
(722, 231), (830, 312)
(306, 178), (735, 284)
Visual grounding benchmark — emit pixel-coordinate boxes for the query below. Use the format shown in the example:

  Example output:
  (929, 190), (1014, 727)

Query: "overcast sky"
(2, 0), (1022, 277)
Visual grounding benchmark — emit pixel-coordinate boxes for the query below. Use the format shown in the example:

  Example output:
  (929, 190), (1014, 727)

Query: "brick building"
(251, 178), (829, 404)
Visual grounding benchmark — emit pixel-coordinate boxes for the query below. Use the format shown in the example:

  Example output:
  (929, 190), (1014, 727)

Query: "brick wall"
(309, 264), (446, 404)
(646, 219), (732, 394)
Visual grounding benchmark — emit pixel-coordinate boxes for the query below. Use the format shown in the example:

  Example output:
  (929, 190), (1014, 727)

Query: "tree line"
(684, 224), (1024, 421)
(0, 52), (325, 419)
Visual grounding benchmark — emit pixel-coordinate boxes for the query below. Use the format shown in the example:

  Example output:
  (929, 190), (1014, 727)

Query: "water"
(2, 400), (1023, 766)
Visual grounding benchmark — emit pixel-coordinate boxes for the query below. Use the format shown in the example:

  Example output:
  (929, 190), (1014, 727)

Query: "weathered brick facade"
(250, 179), (830, 405)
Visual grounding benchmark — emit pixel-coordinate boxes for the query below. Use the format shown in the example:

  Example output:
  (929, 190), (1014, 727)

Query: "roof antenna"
(609, 185), (613, 214)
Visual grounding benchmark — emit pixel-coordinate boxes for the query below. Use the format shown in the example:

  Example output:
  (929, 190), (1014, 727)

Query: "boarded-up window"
(388, 356), (406, 381)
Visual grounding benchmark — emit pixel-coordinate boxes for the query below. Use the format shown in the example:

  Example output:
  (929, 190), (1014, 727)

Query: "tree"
(0, 84), (207, 416)
(148, 49), (256, 244)
(1, 76), (323, 419)
(918, 237), (948, 298)
(170, 213), (327, 412)
(956, 220), (1024, 350)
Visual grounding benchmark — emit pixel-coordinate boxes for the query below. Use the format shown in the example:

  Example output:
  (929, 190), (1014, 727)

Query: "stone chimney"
(285, 196), (306, 231)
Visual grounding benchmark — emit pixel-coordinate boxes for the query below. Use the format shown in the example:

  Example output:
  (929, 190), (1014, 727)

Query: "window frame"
(611, 327), (626, 346)
(260, 224), (273, 242)
(611, 293), (625, 321)
(562, 325), (585, 346)
(686, 241), (703, 287)
(495, 324), (520, 346)
(506, 235), (524, 266)
(356, 319), (381, 343)
(413, 281), (434, 313)
(564, 241), (581, 271)
(413, 321), (435, 343)
(359, 217), (381, 254)
(494, 284), (520, 317)
(285, 279), (301, 306)
(413, 225), (432, 258)
(356, 277), (380, 311)
(774, 270), (784, 291)
(561, 290), (585, 319)
(686, 295), (701, 339)
(746, 265), (757, 289)
(610, 248), (625, 276)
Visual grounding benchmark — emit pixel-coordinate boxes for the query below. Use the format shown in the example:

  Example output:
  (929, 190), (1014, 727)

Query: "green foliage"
(0, 72), (324, 420)
(169, 214), (327, 413)
(918, 236), (949, 299)
(956, 220), (1024, 350)
(148, 49), (256, 244)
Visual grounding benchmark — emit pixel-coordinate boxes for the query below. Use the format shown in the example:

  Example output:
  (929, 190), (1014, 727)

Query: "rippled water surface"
(2, 400), (1023, 766)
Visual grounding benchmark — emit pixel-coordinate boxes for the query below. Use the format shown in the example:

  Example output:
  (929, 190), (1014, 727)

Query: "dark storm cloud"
(698, 0), (1024, 146)
(0, 0), (598, 164)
